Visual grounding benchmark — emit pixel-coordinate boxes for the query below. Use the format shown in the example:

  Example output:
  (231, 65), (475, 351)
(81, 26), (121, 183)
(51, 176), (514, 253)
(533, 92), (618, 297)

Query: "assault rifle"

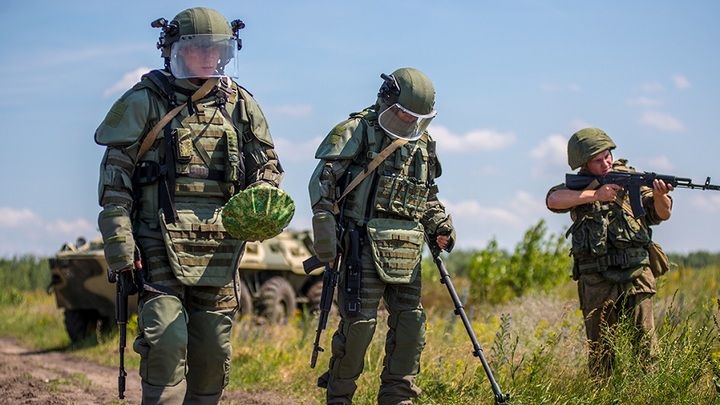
(566, 171), (719, 217)
(425, 238), (510, 405)
(303, 172), (352, 369)
(107, 265), (139, 400)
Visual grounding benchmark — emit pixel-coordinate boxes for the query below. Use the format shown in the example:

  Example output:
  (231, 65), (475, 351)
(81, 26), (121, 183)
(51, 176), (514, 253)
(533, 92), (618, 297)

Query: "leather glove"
(312, 210), (337, 262)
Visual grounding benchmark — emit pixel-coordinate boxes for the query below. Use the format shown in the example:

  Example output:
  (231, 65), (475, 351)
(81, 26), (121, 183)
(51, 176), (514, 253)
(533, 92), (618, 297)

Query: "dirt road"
(0, 336), (307, 404)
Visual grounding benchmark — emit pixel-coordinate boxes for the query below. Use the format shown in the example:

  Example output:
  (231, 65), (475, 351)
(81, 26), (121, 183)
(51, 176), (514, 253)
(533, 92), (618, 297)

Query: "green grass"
(2, 262), (720, 404)
(2, 225), (718, 403)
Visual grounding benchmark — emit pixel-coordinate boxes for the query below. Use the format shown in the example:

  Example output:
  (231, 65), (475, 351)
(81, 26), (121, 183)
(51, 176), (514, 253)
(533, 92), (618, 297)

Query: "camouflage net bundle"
(222, 186), (296, 241)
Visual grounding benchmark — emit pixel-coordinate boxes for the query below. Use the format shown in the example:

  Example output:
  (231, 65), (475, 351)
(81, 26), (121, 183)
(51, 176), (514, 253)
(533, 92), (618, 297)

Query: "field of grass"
(1, 259), (719, 404)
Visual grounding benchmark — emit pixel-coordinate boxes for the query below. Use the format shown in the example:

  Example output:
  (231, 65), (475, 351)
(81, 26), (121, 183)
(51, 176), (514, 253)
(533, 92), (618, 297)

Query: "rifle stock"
(426, 238), (510, 405)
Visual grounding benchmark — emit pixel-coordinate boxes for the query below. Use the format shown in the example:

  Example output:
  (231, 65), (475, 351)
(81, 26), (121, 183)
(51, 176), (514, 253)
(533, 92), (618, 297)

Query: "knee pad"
(133, 294), (189, 386)
(386, 309), (426, 375)
(330, 318), (377, 380)
(186, 311), (233, 395)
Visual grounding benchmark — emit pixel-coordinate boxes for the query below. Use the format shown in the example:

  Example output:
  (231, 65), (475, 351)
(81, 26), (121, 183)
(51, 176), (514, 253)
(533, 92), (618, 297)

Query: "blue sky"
(1, 0), (718, 257)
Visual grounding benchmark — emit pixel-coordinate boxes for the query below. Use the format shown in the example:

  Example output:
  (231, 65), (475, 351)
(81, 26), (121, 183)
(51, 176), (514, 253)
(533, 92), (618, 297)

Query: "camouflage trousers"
(133, 234), (238, 405)
(319, 243), (426, 405)
(578, 272), (655, 377)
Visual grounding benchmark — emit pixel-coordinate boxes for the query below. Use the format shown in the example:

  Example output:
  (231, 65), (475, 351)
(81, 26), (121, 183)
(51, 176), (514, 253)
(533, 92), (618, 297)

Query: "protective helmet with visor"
(377, 68), (437, 141)
(152, 7), (245, 80)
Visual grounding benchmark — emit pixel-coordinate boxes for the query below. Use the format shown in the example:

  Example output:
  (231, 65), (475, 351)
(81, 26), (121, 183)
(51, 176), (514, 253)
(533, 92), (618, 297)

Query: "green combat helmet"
(222, 186), (296, 241)
(151, 7), (245, 79)
(376, 67), (437, 141)
(567, 127), (617, 170)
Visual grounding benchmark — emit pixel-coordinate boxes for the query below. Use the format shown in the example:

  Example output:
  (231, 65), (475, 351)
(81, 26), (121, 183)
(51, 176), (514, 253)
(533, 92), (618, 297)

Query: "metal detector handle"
(428, 241), (510, 405)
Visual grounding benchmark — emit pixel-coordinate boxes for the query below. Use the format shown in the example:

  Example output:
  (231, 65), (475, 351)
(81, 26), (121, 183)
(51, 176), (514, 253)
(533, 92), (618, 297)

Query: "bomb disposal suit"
(308, 68), (456, 405)
(546, 128), (671, 376)
(95, 8), (283, 404)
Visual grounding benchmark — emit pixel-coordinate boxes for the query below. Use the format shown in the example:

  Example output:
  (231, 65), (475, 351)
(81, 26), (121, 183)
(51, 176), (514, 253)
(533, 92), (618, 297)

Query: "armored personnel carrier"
(48, 230), (322, 342)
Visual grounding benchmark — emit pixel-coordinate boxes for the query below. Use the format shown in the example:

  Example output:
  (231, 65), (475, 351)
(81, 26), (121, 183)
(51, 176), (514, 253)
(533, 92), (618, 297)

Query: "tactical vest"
(567, 191), (651, 278)
(132, 71), (249, 286)
(341, 111), (437, 227)
(131, 71), (247, 228)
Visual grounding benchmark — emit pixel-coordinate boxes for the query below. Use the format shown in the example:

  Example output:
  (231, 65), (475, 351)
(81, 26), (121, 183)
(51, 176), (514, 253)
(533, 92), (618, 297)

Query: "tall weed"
(465, 219), (572, 304)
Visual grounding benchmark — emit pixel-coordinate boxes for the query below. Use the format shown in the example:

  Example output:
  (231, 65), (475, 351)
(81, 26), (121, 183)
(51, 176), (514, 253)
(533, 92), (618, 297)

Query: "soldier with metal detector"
(307, 67), (457, 405)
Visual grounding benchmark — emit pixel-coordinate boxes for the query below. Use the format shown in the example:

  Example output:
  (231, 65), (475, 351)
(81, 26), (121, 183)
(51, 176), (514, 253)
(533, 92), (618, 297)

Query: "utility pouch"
(224, 129), (241, 183)
(647, 242), (670, 278)
(159, 202), (244, 286)
(373, 174), (429, 221)
(568, 213), (608, 258)
(174, 128), (193, 174)
(366, 218), (424, 284)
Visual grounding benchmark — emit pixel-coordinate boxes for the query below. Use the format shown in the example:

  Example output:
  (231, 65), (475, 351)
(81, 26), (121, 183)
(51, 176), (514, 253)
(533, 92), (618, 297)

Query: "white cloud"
(686, 193), (720, 213)
(672, 74), (691, 90)
(46, 218), (96, 238)
(272, 104), (314, 118)
(0, 207), (98, 257)
(638, 111), (686, 132)
(443, 191), (558, 250)
(445, 199), (523, 227)
(639, 82), (665, 93)
(0, 207), (40, 228)
(274, 135), (323, 163)
(638, 155), (675, 172)
(626, 96), (663, 107)
(530, 134), (568, 178)
(429, 125), (517, 154)
(445, 191), (548, 230)
(103, 67), (152, 97)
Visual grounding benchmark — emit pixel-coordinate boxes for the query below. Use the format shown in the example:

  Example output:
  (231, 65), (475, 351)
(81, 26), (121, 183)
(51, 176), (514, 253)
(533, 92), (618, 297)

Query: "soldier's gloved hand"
(312, 210), (337, 262)
(436, 221), (456, 253)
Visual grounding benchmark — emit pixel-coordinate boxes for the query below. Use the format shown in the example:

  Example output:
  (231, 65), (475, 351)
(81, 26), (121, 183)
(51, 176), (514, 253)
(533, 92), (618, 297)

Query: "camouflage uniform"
(547, 159), (668, 376)
(95, 8), (283, 404)
(308, 68), (455, 404)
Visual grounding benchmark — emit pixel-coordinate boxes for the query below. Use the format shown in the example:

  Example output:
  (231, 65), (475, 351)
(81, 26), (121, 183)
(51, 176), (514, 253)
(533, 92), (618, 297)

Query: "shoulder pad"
(237, 85), (274, 147)
(423, 131), (442, 177)
(314, 116), (366, 160)
(94, 87), (154, 147)
(133, 70), (176, 104)
(612, 158), (635, 172)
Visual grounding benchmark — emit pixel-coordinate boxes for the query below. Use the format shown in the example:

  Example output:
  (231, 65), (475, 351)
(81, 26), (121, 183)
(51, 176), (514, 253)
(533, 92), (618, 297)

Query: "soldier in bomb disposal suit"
(95, 7), (283, 404)
(308, 67), (455, 404)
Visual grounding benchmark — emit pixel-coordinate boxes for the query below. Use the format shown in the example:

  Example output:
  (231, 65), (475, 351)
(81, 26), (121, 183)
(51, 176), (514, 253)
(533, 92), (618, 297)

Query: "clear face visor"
(378, 103), (437, 141)
(169, 34), (239, 79)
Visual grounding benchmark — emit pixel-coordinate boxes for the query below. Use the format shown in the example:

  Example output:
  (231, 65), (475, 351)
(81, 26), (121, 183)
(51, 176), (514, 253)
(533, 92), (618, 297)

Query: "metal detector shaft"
(430, 249), (510, 405)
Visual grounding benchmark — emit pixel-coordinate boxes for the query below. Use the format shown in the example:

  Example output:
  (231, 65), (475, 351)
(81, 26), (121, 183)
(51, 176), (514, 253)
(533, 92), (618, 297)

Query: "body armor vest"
(342, 112), (437, 227)
(132, 73), (248, 286)
(132, 73), (246, 228)
(568, 197), (651, 275)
